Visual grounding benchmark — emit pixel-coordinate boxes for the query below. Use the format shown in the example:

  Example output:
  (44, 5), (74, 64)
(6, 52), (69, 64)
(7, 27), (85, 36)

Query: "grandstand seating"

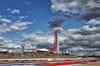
(0, 52), (79, 59)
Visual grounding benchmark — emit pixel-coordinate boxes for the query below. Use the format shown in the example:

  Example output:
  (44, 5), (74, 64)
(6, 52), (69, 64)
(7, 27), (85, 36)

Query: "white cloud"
(19, 16), (28, 19)
(87, 19), (100, 24)
(51, 0), (83, 13)
(13, 21), (32, 27)
(81, 25), (98, 32)
(0, 36), (21, 50)
(22, 31), (66, 47)
(7, 8), (20, 14)
(54, 27), (64, 31)
(10, 25), (19, 30)
(7, 8), (11, 11)
(27, 11), (31, 14)
(0, 20), (32, 34)
(11, 9), (20, 14)
(0, 18), (11, 23)
(0, 23), (10, 33)
(10, 21), (32, 30)
(50, 0), (100, 13)
(0, 36), (4, 40)
(1, 24), (100, 55)
(20, 16), (25, 19)
(0, 15), (2, 18)
(67, 29), (79, 33)
(25, 1), (31, 5)
(21, 24), (100, 55)
(10, 26), (28, 30)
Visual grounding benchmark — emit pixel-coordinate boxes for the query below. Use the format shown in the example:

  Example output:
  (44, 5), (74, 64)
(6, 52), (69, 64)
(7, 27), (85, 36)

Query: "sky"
(0, 0), (100, 56)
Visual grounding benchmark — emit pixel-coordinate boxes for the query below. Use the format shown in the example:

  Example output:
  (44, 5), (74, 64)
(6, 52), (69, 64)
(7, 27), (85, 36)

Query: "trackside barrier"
(53, 57), (81, 61)
(0, 57), (81, 62)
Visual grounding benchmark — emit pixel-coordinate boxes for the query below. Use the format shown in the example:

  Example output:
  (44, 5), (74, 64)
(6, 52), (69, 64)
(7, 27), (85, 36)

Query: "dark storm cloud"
(48, 17), (65, 29)
(82, 7), (100, 21)
(95, 24), (100, 27)
(94, 0), (100, 3)
(60, 13), (72, 19)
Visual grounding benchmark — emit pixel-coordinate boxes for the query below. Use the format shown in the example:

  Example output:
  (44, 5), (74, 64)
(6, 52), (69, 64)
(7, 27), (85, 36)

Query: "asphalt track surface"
(0, 61), (100, 66)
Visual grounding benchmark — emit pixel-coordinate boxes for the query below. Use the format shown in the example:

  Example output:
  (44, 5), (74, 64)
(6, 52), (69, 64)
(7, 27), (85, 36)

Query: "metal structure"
(48, 29), (60, 53)
(32, 29), (61, 53)
(21, 44), (25, 53)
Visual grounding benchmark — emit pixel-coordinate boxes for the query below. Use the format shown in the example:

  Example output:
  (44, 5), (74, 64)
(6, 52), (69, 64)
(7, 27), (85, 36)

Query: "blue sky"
(0, 0), (100, 55)
(0, 0), (85, 40)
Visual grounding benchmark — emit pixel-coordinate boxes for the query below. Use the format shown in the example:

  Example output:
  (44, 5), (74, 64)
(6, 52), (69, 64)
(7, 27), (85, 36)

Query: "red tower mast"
(32, 29), (61, 53)
(47, 29), (60, 53)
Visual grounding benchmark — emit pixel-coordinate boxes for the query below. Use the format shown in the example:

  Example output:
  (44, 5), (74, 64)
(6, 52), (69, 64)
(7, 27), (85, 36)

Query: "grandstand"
(0, 52), (79, 59)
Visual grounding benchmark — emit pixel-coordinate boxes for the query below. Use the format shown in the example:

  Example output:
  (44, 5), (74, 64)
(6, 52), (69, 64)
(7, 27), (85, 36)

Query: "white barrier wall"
(0, 57), (82, 62)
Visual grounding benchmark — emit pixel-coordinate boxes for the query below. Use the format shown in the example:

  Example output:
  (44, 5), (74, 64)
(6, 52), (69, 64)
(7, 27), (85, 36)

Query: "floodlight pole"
(21, 44), (25, 53)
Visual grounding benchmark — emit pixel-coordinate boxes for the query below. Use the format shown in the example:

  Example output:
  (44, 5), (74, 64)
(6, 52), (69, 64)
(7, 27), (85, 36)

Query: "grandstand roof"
(32, 48), (49, 52)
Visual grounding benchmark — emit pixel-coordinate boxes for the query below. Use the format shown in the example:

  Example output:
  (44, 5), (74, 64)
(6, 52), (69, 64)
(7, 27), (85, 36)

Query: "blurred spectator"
(0, 52), (78, 59)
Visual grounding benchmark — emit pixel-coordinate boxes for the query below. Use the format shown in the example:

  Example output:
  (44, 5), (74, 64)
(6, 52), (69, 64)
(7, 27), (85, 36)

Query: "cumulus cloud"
(11, 9), (20, 14)
(50, 0), (90, 13)
(87, 19), (100, 27)
(60, 12), (72, 19)
(60, 28), (100, 55)
(20, 25), (100, 55)
(10, 26), (27, 30)
(50, 0), (100, 21)
(22, 31), (66, 50)
(48, 17), (65, 29)
(10, 21), (32, 30)
(0, 23), (10, 34)
(87, 19), (100, 24)
(7, 8), (20, 14)
(0, 18), (11, 23)
(0, 36), (33, 53)
(0, 36), (21, 52)
(19, 16), (28, 19)
(0, 20), (32, 34)
(81, 25), (98, 32)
